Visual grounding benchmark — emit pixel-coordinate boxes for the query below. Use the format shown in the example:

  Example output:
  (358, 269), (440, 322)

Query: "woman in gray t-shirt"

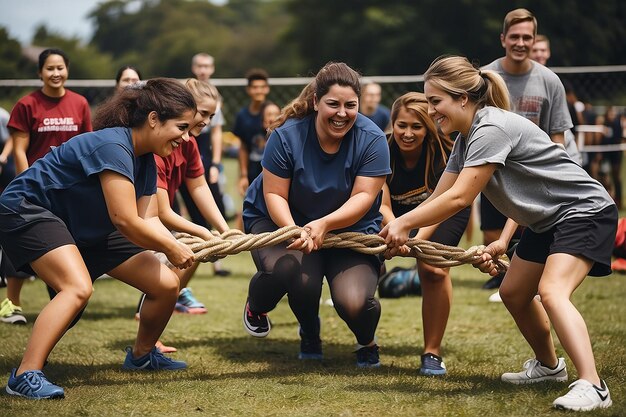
(381, 56), (616, 412)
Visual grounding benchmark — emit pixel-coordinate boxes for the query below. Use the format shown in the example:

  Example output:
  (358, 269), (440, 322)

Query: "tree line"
(0, 0), (624, 80)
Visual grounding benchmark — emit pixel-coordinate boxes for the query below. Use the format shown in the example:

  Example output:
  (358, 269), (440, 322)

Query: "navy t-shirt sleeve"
(356, 135), (391, 177)
(262, 130), (294, 179)
(79, 141), (135, 182)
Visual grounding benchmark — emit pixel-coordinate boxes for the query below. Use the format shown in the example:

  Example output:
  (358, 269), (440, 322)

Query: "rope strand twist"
(175, 225), (509, 272)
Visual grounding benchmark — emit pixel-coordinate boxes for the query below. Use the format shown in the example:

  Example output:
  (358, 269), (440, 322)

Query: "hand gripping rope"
(175, 225), (509, 272)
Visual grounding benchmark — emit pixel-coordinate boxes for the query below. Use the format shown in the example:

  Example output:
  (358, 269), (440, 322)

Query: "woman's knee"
(334, 294), (379, 321)
(536, 283), (567, 312)
(418, 264), (448, 285)
(64, 281), (93, 307)
(145, 267), (180, 298)
(499, 282), (526, 310)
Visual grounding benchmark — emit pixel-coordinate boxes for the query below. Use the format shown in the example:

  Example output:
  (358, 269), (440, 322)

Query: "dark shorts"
(0, 213), (144, 281)
(515, 205), (618, 277)
(480, 193), (508, 231)
(429, 205), (471, 246)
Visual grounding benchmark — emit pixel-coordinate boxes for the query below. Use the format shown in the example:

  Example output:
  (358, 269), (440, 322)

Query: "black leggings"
(247, 218), (381, 346)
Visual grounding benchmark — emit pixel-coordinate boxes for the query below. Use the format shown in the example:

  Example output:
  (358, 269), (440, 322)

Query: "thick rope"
(175, 225), (509, 272)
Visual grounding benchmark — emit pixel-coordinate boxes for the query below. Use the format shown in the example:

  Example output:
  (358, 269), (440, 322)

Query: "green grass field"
(0, 159), (624, 416)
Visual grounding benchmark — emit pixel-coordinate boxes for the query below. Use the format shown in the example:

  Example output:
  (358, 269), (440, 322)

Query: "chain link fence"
(1, 66), (625, 132)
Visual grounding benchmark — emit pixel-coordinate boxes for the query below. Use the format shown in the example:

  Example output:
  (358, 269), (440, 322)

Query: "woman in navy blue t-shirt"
(242, 62), (391, 367)
(0, 78), (197, 399)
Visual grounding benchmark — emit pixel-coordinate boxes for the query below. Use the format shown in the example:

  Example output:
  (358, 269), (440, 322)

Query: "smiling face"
(246, 79), (270, 104)
(501, 21), (535, 64)
(314, 84), (359, 146)
(424, 81), (468, 136)
(189, 96), (217, 137)
(39, 54), (68, 95)
(150, 109), (197, 157)
(392, 106), (427, 155)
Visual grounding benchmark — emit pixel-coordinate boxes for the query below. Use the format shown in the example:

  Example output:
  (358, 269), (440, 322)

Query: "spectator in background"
(235, 68), (271, 196)
(530, 34), (551, 66)
(482, 8), (581, 293)
(599, 106), (624, 209)
(115, 65), (142, 93)
(0, 106), (14, 190)
(185, 52), (230, 276)
(360, 82), (391, 133)
(1, 48), (92, 325)
(232, 101), (280, 231)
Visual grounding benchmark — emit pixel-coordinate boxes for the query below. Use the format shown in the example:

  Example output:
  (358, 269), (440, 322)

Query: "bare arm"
(474, 217), (519, 276)
(11, 130), (30, 174)
(238, 142), (250, 196)
(550, 131), (565, 146)
(185, 175), (229, 233)
(154, 187), (214, 240)
(381, 165), (496, 247)
(379, 182), (395, 227)
(305, 175), (386, 250)
(100, 170), (194, 268)
(209, 124), (222, 184)
(263, 168), (313, 253)
(0, 134), (12, 165)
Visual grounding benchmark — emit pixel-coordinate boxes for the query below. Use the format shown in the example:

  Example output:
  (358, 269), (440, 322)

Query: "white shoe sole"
(242, 305), (271, 338)
(554, 399), (612, 411)
(502, 374), (568, 385)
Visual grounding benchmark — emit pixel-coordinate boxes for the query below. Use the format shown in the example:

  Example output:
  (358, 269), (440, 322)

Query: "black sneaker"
(242, 301), (271, 337)
(420, 352), (446, 376)
(356, 344), (381, 368)
(482, 272), (504, 289)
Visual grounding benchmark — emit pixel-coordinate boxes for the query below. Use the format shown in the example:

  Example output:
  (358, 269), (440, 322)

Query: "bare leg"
(17, 245), (93, 374)
(6, 277), (26, 306)
(108, 252), (179, 358)
(177, 261), (199, 289)
(538, 253), (600, 385)
(499, 255), (558, 367)
(419, 262), (452, 356)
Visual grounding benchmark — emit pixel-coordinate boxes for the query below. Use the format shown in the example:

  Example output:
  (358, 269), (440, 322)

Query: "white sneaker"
(501, 358), (568, 384)
(488, 291), (502, 302)
(553, 379), (612, 411)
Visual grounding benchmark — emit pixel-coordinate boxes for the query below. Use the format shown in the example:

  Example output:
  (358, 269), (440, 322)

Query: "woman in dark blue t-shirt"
(242, 62), (391, 367)
(0, 78), (197, 399)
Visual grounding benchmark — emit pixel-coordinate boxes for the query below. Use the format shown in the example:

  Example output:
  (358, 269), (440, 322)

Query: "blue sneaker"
(6, 368), (65, 399)
(176, 288), (207, 313)
(356, 345), (381, 368)
(122, 346), (187, 370)
(420, 353), (446, 376)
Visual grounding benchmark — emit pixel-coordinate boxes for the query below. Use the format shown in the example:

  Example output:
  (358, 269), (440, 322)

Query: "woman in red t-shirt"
(9, 48), (92, 173)
(2, 49), (93, 326)
(135, 79), (230, 337)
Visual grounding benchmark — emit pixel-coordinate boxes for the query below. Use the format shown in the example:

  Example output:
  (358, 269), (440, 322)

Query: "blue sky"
(0, 0), (226, 45)
(0, 0), (104, 44)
